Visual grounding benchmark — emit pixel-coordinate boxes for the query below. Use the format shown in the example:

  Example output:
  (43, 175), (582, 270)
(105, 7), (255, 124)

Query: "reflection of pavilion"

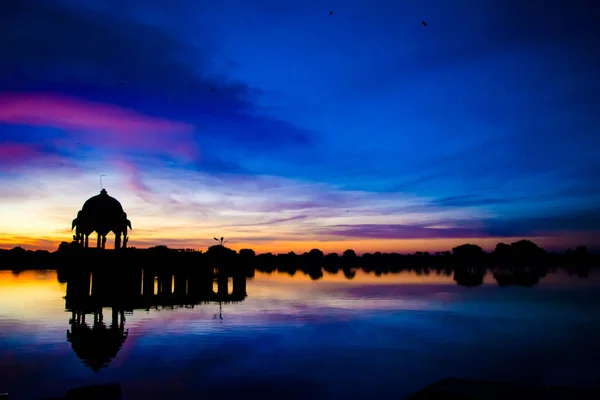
(67, 309), (128, 372)
(64, 268), (247, 371)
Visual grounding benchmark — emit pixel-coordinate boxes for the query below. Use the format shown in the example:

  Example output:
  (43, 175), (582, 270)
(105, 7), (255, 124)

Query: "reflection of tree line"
(239, 241), (592, 287)
(247, 241), (592, 287)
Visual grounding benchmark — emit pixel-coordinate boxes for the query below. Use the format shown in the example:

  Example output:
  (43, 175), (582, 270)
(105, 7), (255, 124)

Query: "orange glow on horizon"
(1, 233), (595, 255)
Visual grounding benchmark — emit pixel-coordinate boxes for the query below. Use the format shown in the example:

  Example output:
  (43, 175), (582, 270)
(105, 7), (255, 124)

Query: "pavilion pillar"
(120, 311), (125, 329)
(217, 275), (229, 296)
(112, 308), (118, 327)
(101, 236), (106, 250)
(85, 235), (89, 248)
(97, 234), (101, 248)
(173, 275), (187, 296)
(232, 274), (247, 297)
(115, 233), (121, 250)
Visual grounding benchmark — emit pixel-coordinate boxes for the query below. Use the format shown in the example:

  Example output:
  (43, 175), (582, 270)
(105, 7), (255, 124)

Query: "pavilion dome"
(72, 189), (131, 249)
(82, 189), (124, 220)
(81, 189), (124, 231)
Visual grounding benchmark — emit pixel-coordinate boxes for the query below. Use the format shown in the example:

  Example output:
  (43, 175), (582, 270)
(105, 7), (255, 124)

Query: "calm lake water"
(1, 268), (600, 399)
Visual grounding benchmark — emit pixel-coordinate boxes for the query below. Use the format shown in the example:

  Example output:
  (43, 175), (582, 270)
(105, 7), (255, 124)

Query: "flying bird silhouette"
(422, 21), (428, 27)
(211, 88), (215, 92)
(329, 11), (334, 15)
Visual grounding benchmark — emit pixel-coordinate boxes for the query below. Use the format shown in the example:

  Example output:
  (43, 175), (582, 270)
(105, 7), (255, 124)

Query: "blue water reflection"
(1, 269), (600, 399)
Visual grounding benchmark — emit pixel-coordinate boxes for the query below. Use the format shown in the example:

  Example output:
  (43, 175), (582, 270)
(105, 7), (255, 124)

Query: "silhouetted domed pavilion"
(72, 189), (132, 249)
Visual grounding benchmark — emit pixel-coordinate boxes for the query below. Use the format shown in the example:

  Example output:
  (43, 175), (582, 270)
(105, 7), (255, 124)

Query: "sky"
(1, 0), (599, 254)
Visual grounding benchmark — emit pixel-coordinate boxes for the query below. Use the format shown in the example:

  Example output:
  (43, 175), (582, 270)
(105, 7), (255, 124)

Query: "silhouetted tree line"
(0, 240), (596, 288)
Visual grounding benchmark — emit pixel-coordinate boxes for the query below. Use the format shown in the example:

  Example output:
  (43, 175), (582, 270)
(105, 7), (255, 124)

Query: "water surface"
(1, 269), (599, 399)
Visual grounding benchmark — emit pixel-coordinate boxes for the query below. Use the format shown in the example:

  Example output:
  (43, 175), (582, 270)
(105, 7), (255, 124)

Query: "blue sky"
(1, 0), (599, 253)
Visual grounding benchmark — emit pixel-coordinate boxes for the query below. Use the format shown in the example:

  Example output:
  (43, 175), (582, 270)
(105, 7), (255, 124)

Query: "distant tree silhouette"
(510, 240), (546, 258)
(305, 248), (324, 269)
(239, 248), (255, 258)
(308, 248), (324, 258)
(576, 246), (588, 256)
(206, 244), (236, 257)
(452, 244), (484, 257)
(494, 243), (512, 258)
(148, 245), (170, 252)
(57, 241), (81, 253)
(323, 253), (341, 274)
(343, 249), (356, 258)
(58, 241), (70, 252)
(10, 246), (27, 256)
(342, 249), (358, 267)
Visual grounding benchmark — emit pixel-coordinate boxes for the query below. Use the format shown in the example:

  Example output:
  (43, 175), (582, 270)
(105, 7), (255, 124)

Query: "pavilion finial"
(100, 174), (106, 191)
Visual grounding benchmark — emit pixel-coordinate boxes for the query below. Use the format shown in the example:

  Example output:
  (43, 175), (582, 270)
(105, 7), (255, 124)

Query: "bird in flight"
(119, 81), (124, 85)
(422, 21), (428, 27)
(329, 11), (334, 15)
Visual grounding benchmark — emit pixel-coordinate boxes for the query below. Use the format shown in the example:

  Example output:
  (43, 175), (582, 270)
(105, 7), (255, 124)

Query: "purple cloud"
(0, 93), (197, 161)
(322, 224), (497, 240)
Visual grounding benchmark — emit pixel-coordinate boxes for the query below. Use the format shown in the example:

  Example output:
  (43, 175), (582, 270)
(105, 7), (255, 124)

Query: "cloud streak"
(322, 224), (497, 241)
(0, 92), (197, 159)
(223, 215), (309, 227)
(322, 208), (600, 242)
